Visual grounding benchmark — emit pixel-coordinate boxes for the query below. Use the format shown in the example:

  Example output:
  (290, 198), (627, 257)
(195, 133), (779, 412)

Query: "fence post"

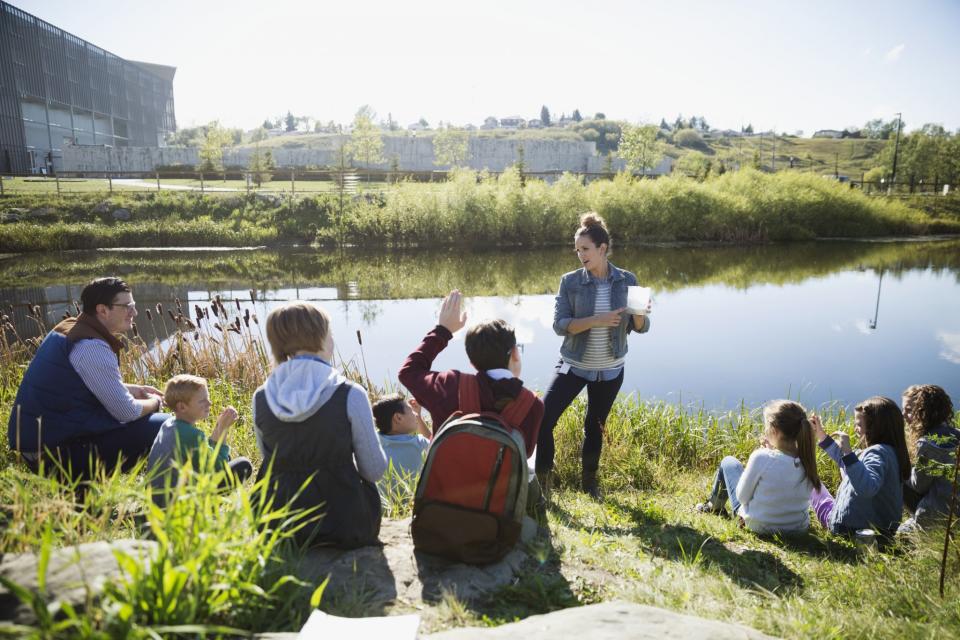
(200, 172), (204, 193)
(156, 172), (161, 192)
(291, 169), (296, 196)
(108, 175), (113, 194)
(0, 175), (4, 196)
(55, 173), (61, 197)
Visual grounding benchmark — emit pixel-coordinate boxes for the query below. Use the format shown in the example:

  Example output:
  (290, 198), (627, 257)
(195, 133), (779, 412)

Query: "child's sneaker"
(694, 498), (728, 517)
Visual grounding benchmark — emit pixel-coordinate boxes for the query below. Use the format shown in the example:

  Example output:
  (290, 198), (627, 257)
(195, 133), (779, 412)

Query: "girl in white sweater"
(696, 400), (822, 534)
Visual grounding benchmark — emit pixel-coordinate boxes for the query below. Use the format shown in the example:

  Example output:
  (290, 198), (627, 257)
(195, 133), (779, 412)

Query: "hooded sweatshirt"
(252, 356), (386, 483)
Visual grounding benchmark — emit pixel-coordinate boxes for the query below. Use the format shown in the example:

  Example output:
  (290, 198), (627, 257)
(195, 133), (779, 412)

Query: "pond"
(2, 238), (959, 412)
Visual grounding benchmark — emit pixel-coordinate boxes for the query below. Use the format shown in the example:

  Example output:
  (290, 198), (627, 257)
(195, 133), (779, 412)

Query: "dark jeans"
(535, 368), (624, 474)
(27, 412), (169, 481)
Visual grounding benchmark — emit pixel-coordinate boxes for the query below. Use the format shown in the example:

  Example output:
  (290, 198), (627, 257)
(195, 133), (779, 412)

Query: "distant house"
(813, 130), (844, 139)
(718, 129), (743, 137)
(842, 129), (862, 139)
(557, 116), (575, 127)
(499, 116), (525, 129)
(481, 116), (499, 130)
(527, 118), (543, 129)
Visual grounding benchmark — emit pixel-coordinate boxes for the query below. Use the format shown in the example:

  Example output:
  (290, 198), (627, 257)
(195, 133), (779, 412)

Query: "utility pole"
(891, 112), (903, 191)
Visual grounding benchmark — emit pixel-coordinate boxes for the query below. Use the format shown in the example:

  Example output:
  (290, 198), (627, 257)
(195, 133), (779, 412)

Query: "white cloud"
(884, 44), (905, 63)
(936, 331), (960, 365)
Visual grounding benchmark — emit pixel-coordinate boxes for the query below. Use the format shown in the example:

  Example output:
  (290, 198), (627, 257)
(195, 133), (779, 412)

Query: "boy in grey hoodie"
(253, 302), (387, 549)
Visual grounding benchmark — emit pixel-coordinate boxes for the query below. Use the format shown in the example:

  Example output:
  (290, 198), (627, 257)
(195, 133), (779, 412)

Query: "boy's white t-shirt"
(736, 448), (813, 534)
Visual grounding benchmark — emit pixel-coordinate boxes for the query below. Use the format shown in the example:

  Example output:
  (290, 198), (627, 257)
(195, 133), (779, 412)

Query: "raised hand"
(810, 414), (828, 442)
(212, 406), (239, 442)
(438, 290), (468, 333)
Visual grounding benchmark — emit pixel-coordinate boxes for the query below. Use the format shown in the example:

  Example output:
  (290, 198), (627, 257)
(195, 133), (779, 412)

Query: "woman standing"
(535, 213), (651, 498)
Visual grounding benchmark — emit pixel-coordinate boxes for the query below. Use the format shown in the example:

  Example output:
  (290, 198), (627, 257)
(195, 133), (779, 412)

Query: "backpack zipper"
(482, 445), (507, 510)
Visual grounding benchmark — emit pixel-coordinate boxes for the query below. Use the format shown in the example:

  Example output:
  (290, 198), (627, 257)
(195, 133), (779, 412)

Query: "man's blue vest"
(7, 332), (124, 452)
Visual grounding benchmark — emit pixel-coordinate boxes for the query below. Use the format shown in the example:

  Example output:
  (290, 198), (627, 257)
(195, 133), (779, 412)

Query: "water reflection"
(2, 239), (958, 410)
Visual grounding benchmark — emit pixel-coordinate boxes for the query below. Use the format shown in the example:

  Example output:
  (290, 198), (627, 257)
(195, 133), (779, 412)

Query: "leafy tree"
(261, 119), (274, 130)
(862, 118), (904, 140)
(675, 150), (712, 180)
(594, 112), (606, 120)
(433, 126), (470, 168)
(743, 123), (754, 134)
(249, 127), (268, 143)
(674, 115), (685, 130)
(418, 117), (429, 128)
(284, 111), (297, 132)
(197, 121), (233, 172)
(674, 128), (705, 149)
(573, 119), (623, 154)
(540, 105), (551, 127)
(572, 109), (583, 122)
(618, 124), (665, 176)
(698, 116), (709, 132)
(247, 138), (275, 188)
(659, 118), (671, 130)
(346, 108), (384, 169)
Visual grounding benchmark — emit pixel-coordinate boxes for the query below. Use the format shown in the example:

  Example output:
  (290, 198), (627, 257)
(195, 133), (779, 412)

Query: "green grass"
(1, 303), (959, 637)
(3, 170), (958, 252)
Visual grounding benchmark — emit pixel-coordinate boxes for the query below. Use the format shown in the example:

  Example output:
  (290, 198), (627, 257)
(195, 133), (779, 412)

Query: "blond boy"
(147, 374), (253, 506)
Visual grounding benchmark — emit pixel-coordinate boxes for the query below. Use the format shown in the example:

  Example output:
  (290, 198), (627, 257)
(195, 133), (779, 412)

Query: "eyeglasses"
(108, 301), (137, 311)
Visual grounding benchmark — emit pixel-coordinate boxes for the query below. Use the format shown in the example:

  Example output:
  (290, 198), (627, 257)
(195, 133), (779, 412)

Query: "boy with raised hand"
(147, 374), (253, 507)
(398, 289), (544, 459)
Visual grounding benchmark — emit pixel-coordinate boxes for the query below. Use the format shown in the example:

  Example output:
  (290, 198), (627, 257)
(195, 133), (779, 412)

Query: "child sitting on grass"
(372, 393), (432, 493)
(696, 400), (820, 534)
(147, 374), (253, 507)
(899, 384), (959, 534)
(810, 396), (911, 538)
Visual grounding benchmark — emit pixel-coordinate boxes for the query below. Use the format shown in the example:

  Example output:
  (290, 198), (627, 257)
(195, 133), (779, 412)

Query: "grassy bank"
(2, 170), (959, 252)
(1, 300), (959, 637)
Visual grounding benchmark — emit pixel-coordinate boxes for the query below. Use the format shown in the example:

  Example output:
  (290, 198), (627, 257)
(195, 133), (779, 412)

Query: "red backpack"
(411, 373), (537, 564)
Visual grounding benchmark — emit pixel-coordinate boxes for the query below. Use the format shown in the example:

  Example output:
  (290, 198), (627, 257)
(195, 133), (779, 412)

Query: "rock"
(293, 517), (538, 609)
(255, 193), (282, 207)
(27, 207), (55, 220)
(425, 601), (779, 639)
(112, 208), (131, 221)
(0, 539), (157, 624)
(0, 212), (21, 224)
(92, 201), (112, 215)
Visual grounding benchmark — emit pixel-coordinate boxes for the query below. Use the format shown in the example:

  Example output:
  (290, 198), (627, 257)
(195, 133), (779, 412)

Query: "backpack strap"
(457, 373), (482, 415)
(499, 387), (537, 430)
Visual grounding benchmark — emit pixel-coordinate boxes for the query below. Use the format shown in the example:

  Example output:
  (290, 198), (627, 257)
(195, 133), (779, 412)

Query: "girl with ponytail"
(696, 400), (820, 534)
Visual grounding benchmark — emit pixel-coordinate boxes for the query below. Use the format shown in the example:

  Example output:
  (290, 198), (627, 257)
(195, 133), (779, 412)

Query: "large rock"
(0, 539), (157, 624)
(426, 601), (779, 639)
(112, 208), (131, 221)
(27, 207), (55, 220)
(92, 201), (112, 215)
(294, 517), (538, 609)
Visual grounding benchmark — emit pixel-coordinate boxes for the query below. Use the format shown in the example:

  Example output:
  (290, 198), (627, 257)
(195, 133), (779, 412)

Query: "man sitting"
(7, 277), (169, 480)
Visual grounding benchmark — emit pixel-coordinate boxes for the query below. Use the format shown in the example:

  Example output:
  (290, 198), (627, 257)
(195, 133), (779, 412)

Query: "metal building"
(0, 1), (175, 174)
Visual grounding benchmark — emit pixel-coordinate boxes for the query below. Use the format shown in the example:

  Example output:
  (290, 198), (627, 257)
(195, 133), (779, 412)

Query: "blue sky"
(12, 0), (960, 134)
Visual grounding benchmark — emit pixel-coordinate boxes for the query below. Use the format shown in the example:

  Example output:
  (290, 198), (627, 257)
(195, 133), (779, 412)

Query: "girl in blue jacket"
(810, 396), (911, 536)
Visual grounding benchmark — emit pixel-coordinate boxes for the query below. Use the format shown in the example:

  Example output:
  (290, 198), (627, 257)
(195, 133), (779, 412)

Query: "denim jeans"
(708, 456), (745, 514)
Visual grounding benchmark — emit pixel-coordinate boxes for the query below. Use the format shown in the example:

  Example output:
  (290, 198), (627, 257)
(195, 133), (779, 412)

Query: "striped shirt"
(68, 339), (142, 423)
(563, 282), (625, 374)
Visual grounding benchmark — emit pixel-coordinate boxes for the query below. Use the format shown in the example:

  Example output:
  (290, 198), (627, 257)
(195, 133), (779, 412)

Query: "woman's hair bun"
(579, 212), (607, 229)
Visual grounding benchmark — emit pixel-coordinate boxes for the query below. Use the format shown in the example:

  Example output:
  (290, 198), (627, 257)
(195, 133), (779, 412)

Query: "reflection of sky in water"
(187, 267), (959, 412)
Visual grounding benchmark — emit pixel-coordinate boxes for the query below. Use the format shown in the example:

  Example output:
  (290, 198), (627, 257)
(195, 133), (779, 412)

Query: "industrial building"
(0, 1), (175, 174)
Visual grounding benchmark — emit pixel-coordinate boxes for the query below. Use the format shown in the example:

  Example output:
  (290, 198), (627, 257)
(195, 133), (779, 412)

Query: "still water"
(2, 239), (958, 411)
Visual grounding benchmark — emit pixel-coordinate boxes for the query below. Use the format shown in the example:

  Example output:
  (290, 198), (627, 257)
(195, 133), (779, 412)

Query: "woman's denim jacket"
(552, 262), (650, 362)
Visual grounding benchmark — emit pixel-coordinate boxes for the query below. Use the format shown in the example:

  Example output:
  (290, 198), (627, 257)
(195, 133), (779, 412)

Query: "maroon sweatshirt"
(398, 325), (544, 456)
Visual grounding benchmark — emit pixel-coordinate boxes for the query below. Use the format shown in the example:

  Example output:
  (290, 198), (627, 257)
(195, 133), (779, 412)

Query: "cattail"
(156, 303), (163, 315)
(194, 304), (204, 324)
(145, 308), (153, 321)
(132, 322), (139, 338)
(1, 314), (8, 322)
(249, 290), (256, 303)
(243, 309), (250, 327)
(214, 323), (224, 333)
(175, 297), (182, 313)
(228, 326), (241, 334)
(252, 313), (259, 325)
(168, 310), (177, 323)
(235, 298), (241, 311)
(234, 317), (241, 332)
(184, 318), (196, 330)
(193, 332), (199, 340)
(210, 303), (219, 318)
(204, 307), (210, 320)
(32, 305), (41, 318)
